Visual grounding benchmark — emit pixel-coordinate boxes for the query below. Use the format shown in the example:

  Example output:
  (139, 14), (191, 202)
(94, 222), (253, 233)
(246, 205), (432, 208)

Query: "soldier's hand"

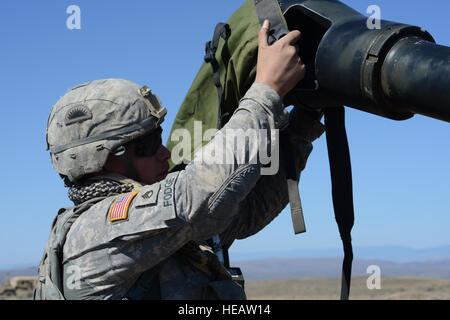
(255, 20), (305, 99)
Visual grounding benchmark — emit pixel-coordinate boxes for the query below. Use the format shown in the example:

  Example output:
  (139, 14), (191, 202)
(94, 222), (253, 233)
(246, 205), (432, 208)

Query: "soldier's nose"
(157, 145), (171, 162)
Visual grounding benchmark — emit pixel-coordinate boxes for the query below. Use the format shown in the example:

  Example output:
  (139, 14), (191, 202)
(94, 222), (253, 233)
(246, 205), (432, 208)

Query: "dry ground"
(245, 276), (450, 300)
(2, 277), (449, 300)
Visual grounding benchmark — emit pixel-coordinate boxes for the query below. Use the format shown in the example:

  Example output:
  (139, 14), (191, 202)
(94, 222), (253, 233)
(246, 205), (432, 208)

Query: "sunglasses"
(130, 127), (163, 157)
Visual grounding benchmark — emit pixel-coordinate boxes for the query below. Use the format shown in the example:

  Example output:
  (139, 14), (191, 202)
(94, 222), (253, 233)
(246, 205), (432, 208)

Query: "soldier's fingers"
(258, 20), (270, 47)
(281, 30), (302, 46)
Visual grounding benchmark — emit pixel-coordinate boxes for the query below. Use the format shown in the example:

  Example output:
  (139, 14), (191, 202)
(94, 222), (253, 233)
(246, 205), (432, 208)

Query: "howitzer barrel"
(279, 0), (450, 123)
(381, 37), (450, 122)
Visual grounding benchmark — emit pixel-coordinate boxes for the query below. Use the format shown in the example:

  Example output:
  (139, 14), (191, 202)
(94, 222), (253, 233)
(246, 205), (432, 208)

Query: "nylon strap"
(255, 0), (355, 299)
(287, 178), (306, 234)
(254, 0), (289, 45)
(255, 0), (306, 235)
(280, 127), (306, 235)
(203, 22), (232, 268)
(324, 106), (355, 300)
(204, 22), (231, 129)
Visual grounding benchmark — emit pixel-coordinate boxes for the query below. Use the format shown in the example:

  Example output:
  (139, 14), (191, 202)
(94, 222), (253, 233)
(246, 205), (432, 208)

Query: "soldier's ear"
(106, 145), (140, 182)
(103, 154), (121, 173)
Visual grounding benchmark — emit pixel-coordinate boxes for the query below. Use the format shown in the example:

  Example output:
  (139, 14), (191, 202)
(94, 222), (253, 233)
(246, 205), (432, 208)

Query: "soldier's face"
(130, 143), (171, 185)
(104, 142), (171, 185)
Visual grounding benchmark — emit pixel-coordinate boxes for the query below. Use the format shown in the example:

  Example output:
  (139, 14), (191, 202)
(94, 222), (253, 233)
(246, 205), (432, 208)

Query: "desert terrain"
(1, 276), (450, 300)
(245, 276), (450, 300)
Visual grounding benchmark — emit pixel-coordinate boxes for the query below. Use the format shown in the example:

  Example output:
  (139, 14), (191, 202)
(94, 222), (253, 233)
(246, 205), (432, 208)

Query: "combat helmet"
(46, 78), (167, 185)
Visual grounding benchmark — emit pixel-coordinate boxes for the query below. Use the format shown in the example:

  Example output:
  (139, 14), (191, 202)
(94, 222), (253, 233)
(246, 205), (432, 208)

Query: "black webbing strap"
(204, 22), (231, 267)
(281, 124), (306, 234)
(255, 0), (306, 235)
(324, 106), (355, 300)
(204, 22), (231, 129)
(255, 0), (355, 299)
(254, 0), (289, 45)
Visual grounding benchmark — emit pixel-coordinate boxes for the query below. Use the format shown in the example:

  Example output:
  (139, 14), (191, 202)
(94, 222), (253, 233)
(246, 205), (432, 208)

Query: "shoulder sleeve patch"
(106, 172), (185, 241)
(109, 191), (140, 222)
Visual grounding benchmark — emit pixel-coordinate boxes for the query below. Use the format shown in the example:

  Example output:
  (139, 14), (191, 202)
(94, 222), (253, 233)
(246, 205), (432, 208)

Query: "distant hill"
(2, 257), (450, 284)
(229, 245), (450, 263)
(237, 257), (450, 281)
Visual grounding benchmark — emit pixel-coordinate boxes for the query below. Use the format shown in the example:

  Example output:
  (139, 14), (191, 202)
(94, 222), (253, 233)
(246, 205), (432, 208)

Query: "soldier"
(35, 21), (323, 299)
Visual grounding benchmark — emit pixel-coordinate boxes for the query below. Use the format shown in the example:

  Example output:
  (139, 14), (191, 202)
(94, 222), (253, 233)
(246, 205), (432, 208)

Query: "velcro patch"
(133, 183), (160, 208)
(109, 191), (139, 222)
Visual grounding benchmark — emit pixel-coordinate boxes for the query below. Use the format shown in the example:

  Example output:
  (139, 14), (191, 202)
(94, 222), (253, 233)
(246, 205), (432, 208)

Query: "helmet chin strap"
(113, 146), (141, 183)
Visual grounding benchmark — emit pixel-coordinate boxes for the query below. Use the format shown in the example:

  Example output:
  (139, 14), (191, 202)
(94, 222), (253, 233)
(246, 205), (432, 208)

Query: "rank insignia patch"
(109, 191), (139, 222)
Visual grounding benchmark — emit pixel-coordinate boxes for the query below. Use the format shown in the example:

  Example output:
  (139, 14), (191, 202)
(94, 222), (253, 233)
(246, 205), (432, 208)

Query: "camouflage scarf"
(68, 173), (142, 205)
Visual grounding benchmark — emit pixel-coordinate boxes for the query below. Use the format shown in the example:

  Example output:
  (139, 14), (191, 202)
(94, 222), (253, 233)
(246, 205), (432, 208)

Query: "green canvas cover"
(166, 0), (287, 167)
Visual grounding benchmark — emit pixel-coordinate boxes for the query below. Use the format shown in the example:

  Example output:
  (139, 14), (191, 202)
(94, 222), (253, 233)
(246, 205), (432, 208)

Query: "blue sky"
(0, 0), (448, 269)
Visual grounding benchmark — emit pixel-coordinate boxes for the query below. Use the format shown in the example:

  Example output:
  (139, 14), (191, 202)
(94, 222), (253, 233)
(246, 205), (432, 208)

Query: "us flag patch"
(109, 191), (139, 222)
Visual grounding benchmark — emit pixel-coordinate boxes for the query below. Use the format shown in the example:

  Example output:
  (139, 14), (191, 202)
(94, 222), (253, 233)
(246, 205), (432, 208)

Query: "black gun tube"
(279, 0), (450, 123)
(381, 37), (450, 122)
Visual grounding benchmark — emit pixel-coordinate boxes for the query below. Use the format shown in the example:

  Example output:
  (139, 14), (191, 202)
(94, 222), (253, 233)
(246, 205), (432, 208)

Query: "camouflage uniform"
(35, 80), (323, 300)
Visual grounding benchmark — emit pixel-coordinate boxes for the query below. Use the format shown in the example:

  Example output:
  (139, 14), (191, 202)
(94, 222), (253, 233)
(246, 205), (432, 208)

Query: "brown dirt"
(245, 276), (450, 300)
(2, 276), (449, 300)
